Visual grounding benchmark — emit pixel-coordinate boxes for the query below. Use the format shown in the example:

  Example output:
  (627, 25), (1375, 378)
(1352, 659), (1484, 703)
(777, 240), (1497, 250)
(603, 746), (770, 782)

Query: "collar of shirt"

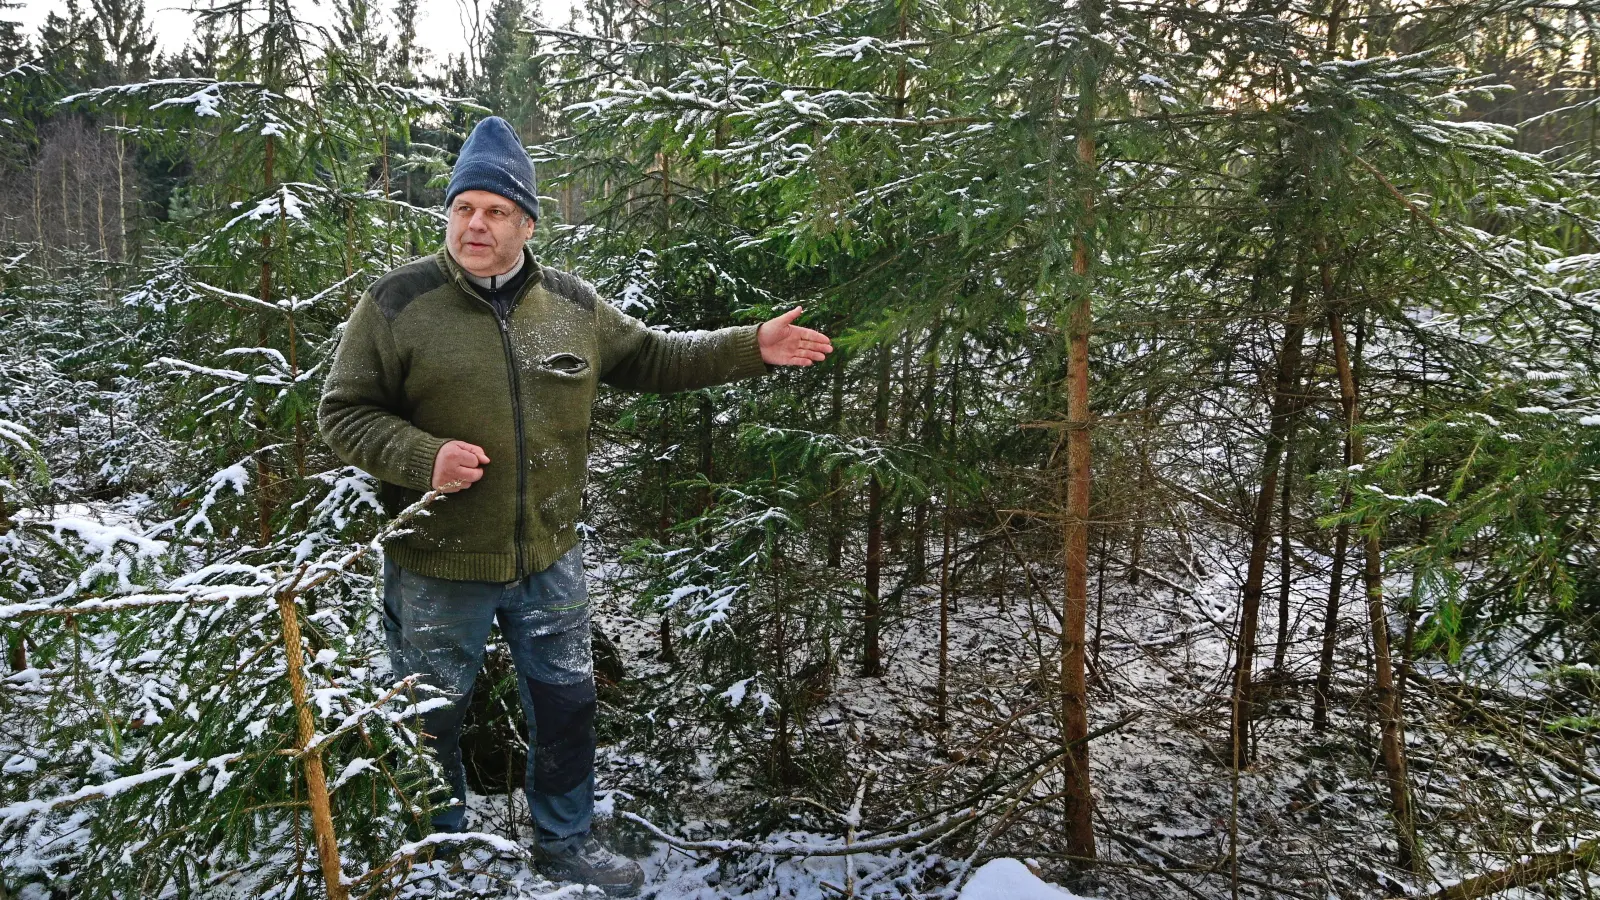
(462, 252), (526, 291)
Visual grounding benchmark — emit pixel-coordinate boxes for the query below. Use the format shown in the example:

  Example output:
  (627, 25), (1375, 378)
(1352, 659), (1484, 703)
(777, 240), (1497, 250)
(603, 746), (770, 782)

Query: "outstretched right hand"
(432, 440), (490, 492)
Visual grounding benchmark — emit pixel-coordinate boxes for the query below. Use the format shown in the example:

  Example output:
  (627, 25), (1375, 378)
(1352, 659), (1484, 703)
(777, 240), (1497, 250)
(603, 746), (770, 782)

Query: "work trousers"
(382, 543), (595, 852)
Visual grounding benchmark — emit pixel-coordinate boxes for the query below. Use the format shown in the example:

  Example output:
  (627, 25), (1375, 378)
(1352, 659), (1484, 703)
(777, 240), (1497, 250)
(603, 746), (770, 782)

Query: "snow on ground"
(373, 808), (1092, 900)
(960, 859), (1090, 899)
(578, 522), (1596, 898)
(5, 502), (1593, 897)
(422, 787), (950, 898)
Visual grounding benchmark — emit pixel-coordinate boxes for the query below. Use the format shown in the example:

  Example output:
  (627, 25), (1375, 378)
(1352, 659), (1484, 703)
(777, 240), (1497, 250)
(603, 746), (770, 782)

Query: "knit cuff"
(729, 324), (774, 380)
(404, 435), (449, 493)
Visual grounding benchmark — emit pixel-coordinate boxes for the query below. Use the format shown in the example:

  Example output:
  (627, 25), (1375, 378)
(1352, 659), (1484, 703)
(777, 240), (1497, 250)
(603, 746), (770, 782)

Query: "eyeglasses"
(450, 202), (524, 224)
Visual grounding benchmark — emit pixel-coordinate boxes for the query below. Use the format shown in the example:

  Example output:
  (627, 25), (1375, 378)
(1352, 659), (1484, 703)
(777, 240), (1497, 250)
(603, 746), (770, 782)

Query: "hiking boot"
(534, 839), (644, 897)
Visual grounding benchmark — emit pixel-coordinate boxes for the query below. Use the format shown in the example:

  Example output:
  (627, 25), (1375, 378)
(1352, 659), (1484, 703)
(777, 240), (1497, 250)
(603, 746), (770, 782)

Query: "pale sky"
(8, 0), (583, 71)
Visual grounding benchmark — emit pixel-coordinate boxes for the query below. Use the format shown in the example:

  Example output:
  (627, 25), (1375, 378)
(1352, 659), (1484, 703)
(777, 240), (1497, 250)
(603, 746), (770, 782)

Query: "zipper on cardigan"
(449, 252), (536, 582)
(495, 312), (528, 581)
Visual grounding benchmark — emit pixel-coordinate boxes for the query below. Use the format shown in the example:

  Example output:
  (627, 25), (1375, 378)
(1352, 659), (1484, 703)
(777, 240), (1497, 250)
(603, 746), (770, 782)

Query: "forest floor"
(5, 504), (1592, 899)
(386, 523), (1600, 899)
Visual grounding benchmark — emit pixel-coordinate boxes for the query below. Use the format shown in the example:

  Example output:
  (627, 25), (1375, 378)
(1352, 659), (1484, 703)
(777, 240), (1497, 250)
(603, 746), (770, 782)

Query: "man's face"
(446, 189), (535, 277)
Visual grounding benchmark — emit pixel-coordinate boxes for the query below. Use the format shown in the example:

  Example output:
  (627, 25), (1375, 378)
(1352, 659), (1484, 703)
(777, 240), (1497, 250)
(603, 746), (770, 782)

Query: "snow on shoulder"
(959, 859), (1093, 900)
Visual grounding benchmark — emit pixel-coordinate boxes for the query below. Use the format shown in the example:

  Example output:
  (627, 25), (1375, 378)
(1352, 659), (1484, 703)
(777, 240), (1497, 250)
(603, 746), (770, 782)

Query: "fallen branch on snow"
(1396, 839), (1600, 900)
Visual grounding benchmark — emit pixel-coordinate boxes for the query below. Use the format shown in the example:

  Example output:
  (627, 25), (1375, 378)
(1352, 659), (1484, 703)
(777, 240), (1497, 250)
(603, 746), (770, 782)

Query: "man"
(318, 116), (832, 895)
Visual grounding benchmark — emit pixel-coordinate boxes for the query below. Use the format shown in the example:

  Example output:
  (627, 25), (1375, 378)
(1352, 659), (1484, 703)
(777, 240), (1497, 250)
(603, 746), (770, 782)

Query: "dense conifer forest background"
(2, 0), (1599, 896)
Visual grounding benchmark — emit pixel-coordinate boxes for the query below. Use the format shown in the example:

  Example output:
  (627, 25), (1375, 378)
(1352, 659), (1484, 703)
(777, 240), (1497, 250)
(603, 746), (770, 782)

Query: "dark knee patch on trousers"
(527, 677), (596, 795)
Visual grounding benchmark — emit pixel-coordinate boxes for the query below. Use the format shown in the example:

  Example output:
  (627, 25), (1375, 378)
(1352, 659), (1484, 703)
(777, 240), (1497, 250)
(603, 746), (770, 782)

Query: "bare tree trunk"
(657, 404), (675, 661)
(769, 531), (794, 784)
(891, 330), (915, 560)
(1309, 0), (1351, 737)
(1059, 0), (1103, 861)
(96, 182), (108, 264)
(698, 393), (714, 514)
(343, 205), (356, 312)
(2, 499), (29, 682)
(279, 189), (307, 482)
(1397, 606), (1419, 706)
(255, 135), (278, 548)
(911, 497), (929, 583)
(828, 357), (846, 569)
(1398, 352), (1432, 708)
(910, 321), (945, 585)
(658, 612), (675, 664)
(29, 167), (39, 241)
(937, 358), (960, 726)
(1092, 527), (1108, 671)
(75, 153), (85, 252)
(1272, 429), (1297, 672)
(60, 161), (69, 260)
(1060, 270), (1095, 861)
(381, 126), (393, 270)
(117, 116), (127, 263)
(1, 488), (22, 675)
(883, 5), (914, 589)
(659, 150), (671, 227)
(33, 168), (44, 267)
(1313, 476), (1351, 731)
(863, 344), (890, 677)
(276, 588), (348, 900)
(1230, 273), (1308, 767)
(1314, 313), (1362, 730)
(1127, 413), (1153, 585)
(1329, 299), (1426, 877)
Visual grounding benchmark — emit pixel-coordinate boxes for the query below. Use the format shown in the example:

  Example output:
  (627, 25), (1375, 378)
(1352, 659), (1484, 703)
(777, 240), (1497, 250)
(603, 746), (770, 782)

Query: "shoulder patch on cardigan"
(370, 256), (449, 322)
(540, 267), (599, 312)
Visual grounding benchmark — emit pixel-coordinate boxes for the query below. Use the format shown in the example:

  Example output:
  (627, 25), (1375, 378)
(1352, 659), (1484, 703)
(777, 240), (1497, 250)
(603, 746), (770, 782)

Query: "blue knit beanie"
(446, 116), (538, 221)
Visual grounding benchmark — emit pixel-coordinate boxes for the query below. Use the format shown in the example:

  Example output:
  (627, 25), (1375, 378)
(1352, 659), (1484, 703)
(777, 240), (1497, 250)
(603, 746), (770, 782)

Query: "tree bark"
(698, 392), (714, 515)
(657, 404), (675, 661)
(277, 588), (347, 900)
(60, 159), (68, 263)
(1229, 272), (1308, 768)
(891, 331), (915, 559)
(117, 116), (127, 263)
(938, 356), (960, 725)
(1329, 299), (1427, 877)
(96, 182), (108, 264)
(1272, 428), (1297, 672)
(381, 127), (393, 270)
(828, 356), (846, 569)
(2, 486), (17, 674)
(255, 135), (277, 548)
(910, 341), (940, 585)
(1059, 0), (1103, 861)
(769, 530), (794, 784)
(1092, 527), (1108, 671)
(33, 168), (44, 270)
(1398, 349), (1431, 708)
(863, 343), (890, 677)
(1312, 476), (1351, 732)
(1127, 415), (1153, 585)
